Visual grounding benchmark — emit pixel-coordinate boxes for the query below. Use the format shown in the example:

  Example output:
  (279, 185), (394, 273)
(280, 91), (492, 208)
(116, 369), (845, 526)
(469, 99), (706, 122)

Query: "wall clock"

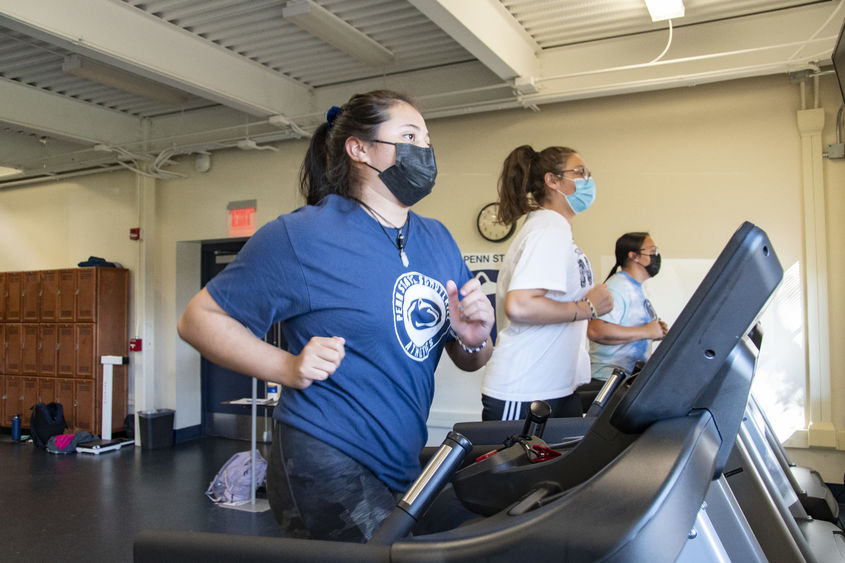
(476, 202), (515, 242)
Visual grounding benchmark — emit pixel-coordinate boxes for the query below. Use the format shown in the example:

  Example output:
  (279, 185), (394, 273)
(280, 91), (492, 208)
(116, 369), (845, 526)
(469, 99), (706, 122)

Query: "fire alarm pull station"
(130, 227), (141, 240)
(129, 338), (143, 352)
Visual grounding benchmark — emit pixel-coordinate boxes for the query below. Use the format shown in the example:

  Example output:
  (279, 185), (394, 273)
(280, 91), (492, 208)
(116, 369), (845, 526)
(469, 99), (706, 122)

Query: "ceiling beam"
(408, 0), (539, 81)
(0, 0), (313, 118)
(0, 78), (141, 147)
(528, 3), (841, 105)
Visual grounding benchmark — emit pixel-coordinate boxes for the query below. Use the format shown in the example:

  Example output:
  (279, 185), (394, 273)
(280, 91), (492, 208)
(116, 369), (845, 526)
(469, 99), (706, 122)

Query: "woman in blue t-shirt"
(177, 90), (494, 542)
(587, 232), (668, 384)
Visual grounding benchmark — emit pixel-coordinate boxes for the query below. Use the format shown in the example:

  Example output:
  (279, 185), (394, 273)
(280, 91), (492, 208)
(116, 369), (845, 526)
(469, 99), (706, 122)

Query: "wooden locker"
(38, 324), (57, 376)
(40, 270), (58, 322)
(74, 379), (95, 433)
(21, 376), (38, 428)
(37, 377), (55, 405)
(76, 324), (95, 379)
(56, 324), (75, 377)
(6, 272), (21, 322)
(4, 376), (22, 425)
(5, 323), (21, 375)
(0, 272), (5, 321)
(22, 271), (40, 322)
(57, 269), (76, 322)
(76, 268), (96, 322)
(21, 324), (38, 375)
(55, 378), (75, 429)
(0, 375), (5, 427)
(0, 324), (4, 374)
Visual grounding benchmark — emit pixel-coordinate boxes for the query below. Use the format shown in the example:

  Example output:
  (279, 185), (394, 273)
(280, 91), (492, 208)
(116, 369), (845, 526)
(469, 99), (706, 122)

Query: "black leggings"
(267, 422), (399, 543)
(481, 393), (583, 421)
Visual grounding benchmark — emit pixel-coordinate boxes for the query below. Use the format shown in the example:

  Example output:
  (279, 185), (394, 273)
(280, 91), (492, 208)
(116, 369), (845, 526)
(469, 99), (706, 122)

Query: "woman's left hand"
(447, 278), (494, 348)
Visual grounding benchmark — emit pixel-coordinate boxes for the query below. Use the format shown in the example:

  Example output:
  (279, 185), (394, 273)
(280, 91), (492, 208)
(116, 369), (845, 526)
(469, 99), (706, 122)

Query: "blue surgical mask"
(565, 177), (596, 214)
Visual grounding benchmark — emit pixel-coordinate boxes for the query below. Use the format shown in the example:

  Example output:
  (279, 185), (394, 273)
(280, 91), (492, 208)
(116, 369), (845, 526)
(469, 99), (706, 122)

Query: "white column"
(796, 108), (836, 448)
(132, 171), (157, 445)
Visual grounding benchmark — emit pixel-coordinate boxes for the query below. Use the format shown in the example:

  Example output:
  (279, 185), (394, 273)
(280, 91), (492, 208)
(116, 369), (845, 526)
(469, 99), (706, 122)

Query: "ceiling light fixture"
(62, 55), (189, 106)
(645, 0), (685, 22)
(0, 165), (23, 178)
(282, 0), (393, 66)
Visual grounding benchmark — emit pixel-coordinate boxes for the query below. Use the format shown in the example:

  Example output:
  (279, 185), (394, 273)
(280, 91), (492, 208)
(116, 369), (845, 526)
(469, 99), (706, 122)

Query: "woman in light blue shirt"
(588, 232), (668, 383)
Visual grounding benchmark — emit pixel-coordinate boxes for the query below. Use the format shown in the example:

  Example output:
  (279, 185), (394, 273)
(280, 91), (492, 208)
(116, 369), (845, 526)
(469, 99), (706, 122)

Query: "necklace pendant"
(400, 249), (409, 268)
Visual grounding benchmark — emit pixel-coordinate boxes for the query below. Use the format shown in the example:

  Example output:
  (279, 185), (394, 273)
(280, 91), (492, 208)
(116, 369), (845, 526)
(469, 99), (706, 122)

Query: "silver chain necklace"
(354, 198), (410, 267)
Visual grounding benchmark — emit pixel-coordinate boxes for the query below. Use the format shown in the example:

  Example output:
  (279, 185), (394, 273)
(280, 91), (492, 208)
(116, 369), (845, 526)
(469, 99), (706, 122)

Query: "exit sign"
(227, 199), (257, 237)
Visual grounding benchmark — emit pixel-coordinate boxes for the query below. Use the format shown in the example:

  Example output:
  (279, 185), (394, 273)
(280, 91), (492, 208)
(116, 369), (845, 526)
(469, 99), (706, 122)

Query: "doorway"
(199, 239), (283, 441)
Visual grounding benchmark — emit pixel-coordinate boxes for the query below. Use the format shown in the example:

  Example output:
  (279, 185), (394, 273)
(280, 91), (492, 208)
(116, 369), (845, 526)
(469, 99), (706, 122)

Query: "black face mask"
(366, 141), (437, 206)
(644, 253), (661, 278)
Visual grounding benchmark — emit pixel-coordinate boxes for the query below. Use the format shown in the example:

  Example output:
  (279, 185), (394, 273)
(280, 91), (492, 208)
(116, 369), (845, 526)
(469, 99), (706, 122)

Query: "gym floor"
(0, 435), (280, 562)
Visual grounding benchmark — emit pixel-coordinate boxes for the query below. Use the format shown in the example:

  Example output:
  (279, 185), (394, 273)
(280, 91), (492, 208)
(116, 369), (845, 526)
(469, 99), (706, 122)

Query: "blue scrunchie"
(326, 105), (341, 129)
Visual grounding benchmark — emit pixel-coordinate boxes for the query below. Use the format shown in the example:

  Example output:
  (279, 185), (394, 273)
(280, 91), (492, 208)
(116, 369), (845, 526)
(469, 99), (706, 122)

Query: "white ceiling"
(0, 0), (843, 187)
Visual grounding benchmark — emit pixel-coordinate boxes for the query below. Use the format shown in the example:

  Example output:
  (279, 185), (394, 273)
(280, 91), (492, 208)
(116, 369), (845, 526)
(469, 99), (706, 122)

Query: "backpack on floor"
(30, 402), (68, 448)
(205, 450), (267, 504)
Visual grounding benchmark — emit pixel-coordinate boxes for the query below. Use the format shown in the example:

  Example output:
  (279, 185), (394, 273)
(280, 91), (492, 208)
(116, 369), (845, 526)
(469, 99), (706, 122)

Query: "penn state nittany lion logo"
(393, 272), (450, 361)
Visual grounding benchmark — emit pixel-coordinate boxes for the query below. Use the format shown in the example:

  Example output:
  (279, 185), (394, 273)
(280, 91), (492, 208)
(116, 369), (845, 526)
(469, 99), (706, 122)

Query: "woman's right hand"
(586, 284), (614, 316)
(647, 318), (669, 340)
(288, 336), (346, 389)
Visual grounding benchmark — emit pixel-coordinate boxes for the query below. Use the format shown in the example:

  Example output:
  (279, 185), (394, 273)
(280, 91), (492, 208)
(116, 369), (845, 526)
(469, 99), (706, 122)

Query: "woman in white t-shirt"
(481, 145), (613, 421)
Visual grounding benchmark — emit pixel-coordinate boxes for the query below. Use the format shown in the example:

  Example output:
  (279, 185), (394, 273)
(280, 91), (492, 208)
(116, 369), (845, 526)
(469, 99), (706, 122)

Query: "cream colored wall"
(0, 171), (138, 270)
(1, 73), (843, 476)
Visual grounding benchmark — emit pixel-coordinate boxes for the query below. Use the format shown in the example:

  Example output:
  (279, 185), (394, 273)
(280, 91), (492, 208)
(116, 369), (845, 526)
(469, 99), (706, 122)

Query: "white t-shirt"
(482, 209), (595, 401)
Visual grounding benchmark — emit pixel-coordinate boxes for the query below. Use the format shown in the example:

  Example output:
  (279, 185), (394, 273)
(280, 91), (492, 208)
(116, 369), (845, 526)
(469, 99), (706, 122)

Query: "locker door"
(0, 324), (4, 374)
(5, 324), (21, 375)
(22, 271), (40, 322)
(55, 378), (75, 429)
(76, 324), (95, 379)
(40, 270), (58, 322)
(4, 376), (22, 424)
(57, 269), (76, 322)
(76, 268), (96, 322)
(0, 272), (5, 321)
(6, 272), (21, 322)
(21, 377), (38, 428)
(56, 324), (75, 377)
(21, 324), (38, 375)
(37, 377), (55, 405)
(38, 324), (57, 376)
(0, 375), (5, 426)
(74, 379), (95, 432)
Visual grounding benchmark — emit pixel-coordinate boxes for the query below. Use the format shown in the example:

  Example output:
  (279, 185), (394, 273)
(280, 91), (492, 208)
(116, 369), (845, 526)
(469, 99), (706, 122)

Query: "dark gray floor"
(0, 434), (279, 562)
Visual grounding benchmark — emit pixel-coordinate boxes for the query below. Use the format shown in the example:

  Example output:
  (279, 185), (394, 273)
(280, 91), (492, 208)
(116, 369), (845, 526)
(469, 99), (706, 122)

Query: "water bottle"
(266, 382), (280, 402)
(11, 414), (21, 441)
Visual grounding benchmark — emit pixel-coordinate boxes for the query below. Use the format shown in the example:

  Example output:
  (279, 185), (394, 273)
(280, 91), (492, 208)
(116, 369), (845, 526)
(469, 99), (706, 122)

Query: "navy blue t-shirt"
(206, 194), (472, 490)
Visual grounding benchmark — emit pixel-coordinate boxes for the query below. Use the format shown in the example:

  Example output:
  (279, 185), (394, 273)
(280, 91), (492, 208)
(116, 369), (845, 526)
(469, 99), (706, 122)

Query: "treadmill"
(134, 221), (786, 562)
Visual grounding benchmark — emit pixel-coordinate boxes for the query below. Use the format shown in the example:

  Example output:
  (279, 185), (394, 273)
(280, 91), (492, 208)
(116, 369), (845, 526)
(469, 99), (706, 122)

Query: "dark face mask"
(644, 253), (661, 278)
(367, 141), (437, 206)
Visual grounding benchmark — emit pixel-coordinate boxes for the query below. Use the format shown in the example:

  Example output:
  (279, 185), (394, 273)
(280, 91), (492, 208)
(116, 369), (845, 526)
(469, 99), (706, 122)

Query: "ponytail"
(605, 232), (649, 282)
(496, 145), (577, 224)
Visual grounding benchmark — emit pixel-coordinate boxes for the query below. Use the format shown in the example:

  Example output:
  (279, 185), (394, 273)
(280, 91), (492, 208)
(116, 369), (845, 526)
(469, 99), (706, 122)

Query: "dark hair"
(606, 232), (650, 281)
(299, 90), (418, 205)
(496, 145), (577, 224)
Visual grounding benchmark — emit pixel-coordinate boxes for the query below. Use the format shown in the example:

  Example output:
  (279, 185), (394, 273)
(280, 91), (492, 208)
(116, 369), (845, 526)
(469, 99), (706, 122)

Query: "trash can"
(138, 408), (175, 449)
